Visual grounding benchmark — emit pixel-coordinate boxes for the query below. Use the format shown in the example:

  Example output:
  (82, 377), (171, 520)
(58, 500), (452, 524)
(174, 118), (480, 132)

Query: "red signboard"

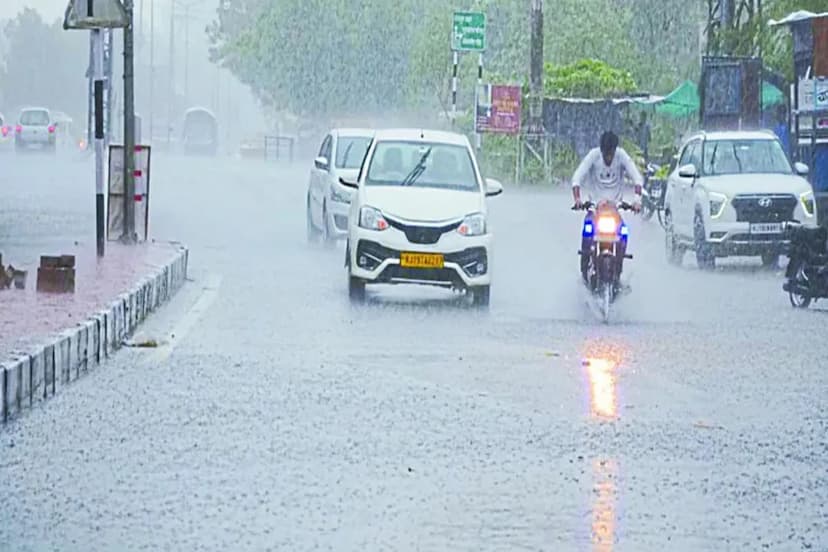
(476, 84), (521, 134)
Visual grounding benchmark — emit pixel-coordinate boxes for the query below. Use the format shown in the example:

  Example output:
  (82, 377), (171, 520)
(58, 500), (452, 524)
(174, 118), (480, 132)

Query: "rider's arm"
(571, 149), (597, 204)
(619, 149), (644, 200)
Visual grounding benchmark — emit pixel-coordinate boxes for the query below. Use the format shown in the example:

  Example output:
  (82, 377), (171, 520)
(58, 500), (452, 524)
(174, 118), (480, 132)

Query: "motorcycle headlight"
(709, 192), (727, 218)
(597, 216), (618, 234)
(457, 213), (486, 236)
(359, 206), (388, 231)
(801, 191), (815, 217)
(330, 186), (351, 204)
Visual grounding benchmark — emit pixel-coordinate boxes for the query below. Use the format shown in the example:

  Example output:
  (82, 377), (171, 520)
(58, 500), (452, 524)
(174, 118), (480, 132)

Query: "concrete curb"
(1, 246), (189, 425)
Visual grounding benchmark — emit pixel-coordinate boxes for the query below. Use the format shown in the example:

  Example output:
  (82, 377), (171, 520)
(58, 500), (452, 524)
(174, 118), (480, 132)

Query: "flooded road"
(1, 153), (826, 551)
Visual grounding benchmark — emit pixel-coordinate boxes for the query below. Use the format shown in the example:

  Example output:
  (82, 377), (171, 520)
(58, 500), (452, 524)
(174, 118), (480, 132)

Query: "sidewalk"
(0, 241), (186, 358)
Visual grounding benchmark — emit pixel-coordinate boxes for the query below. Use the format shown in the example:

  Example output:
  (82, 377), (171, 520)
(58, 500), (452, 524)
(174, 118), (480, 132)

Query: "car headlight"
(330, 186), (351, 204)
(801, 191), (815, 217)
(457, 213), (486, 236)
(709, 192), (727, 218)
(359, 206), (388, 231)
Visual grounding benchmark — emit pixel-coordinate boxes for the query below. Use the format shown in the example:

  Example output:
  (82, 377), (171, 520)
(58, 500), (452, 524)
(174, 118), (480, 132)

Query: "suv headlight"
(457, 213), (486, 236)
(709, 192), (727, 218)
(801, 191), (815, 217)
(330, 186), (351, 204)
(359, 206), (388, 231)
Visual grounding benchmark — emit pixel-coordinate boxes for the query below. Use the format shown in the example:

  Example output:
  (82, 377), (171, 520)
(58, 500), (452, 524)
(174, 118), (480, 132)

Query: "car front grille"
(355, 241), (487, 276)
(384, 216), (462, 245)
(731, 194), (797, 223)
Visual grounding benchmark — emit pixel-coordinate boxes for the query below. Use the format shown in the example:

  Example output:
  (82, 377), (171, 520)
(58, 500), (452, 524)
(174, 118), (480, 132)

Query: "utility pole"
(122, 0), (137, 243)
(149, 0), (154, 143)
(528, 0), (544, 136)
(167, 1), (175, 148)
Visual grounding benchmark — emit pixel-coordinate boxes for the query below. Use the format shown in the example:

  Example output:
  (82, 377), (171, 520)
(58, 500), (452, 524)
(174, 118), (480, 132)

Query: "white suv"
(341, 128), (503, 306)
(664, 130), (817, 269)
(15, 107), (56, 153)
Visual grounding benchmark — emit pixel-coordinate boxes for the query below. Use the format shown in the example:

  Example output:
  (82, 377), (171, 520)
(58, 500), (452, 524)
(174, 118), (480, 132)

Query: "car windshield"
(365, 141), (479, 191)
(335, 136), (371, 169)
(702, 139), (792, 175)
(20, 111), (49, 126)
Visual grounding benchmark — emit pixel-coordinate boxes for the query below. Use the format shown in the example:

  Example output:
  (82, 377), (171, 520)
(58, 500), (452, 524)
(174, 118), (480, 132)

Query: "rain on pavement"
(1, 152), (825, 551)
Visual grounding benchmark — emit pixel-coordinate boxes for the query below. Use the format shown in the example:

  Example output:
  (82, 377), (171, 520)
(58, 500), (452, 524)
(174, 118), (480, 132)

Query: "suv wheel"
(694, 212), (716, 270)
(664, 212), (684, 266)
(470, 285), (490, 308)
(348, 273), (365, 303)
(306, 196), (320, 243)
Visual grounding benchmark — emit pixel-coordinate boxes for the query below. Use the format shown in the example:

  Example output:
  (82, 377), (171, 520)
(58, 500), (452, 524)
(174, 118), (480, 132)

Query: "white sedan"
(341, 128), (503, 307)
(306, 128), (373, 244)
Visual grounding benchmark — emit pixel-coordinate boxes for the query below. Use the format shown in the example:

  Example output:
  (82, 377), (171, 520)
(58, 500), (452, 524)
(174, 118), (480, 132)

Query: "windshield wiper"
(400, 147), (432, 187)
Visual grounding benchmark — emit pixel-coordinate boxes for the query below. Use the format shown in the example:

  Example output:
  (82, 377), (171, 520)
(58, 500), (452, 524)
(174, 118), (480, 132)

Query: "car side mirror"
(678, 163), (698, 179)
(339, 177), (358, 189)
(485, 178), (503, 197)
(314, 156), (329, 171)
(795, 162), (809, 176)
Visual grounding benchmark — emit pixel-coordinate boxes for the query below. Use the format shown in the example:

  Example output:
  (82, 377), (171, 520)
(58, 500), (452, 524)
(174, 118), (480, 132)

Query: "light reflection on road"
(591, 457), (618, 552)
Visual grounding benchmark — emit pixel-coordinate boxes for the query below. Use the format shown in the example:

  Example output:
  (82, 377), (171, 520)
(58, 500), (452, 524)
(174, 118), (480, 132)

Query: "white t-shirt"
(571, 147), (643, 203)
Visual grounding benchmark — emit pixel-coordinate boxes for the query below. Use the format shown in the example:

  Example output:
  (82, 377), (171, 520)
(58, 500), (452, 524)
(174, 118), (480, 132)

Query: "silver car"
(15, 107), (56, 153)
(306, 128), (374, 244)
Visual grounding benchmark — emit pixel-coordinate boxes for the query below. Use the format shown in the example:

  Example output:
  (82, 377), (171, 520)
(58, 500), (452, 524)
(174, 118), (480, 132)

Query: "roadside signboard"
(452, 11), (486, 52)
(108, 145), (151, 242)
(476, 84), (522, 134)
(798, 78), (828, 112)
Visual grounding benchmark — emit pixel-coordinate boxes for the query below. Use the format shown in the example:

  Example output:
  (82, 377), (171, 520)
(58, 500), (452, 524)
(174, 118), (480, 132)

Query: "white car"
(15, 107), (56, 153)
(341, 128), (503, 306)
(306, 128), (374, 244)
(664, 130), (817, 269)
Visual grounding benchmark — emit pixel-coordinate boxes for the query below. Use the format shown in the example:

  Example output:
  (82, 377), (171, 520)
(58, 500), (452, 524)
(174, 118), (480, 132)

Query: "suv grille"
(731, 194), (797, 223)
(385, 216), (461, 245)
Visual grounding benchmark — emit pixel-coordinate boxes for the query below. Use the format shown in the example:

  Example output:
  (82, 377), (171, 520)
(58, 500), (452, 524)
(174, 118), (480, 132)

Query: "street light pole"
(167, 1), (175, 148)
(122, 0), (137, 243)
(149, 0), (154, 143)
(184, 3), (190, 100)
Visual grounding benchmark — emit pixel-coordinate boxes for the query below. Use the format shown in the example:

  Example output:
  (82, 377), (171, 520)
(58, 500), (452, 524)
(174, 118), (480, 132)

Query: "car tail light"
(15, 125), (22, 134)
(1, 126), (8, 137)
(48, 125), (55, 134)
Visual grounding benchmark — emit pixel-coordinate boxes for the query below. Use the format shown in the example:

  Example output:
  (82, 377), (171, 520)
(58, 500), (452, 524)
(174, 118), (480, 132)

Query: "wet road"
(1, 153), (826, 551)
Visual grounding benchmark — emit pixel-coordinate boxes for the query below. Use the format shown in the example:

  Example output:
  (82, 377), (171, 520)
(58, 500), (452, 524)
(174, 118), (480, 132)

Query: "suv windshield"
(336, 137), (371, 169)
(702, 139), (792, 175)
(20, 110), (50, 126)
(366, 141), (479, 191)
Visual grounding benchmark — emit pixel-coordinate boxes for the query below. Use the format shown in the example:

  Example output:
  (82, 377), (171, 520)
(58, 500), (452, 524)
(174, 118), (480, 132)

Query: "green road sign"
(452, 11), (486, 52)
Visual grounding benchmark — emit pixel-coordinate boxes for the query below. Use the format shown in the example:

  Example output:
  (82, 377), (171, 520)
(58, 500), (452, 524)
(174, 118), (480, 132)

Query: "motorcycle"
(782, 221), (828, 308)
(640, 163), (662, 222)
(574, 200), (635, 322)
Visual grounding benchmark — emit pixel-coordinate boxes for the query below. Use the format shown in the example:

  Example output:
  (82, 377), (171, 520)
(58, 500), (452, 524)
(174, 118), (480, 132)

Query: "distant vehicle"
(15, 107), (56, 153)
(664, 130), (817, 269)
(182, 107), (218, 155)
(307, 128), (374, 244)
(0, 112), (12, 151)
(342, 128), (503, 307)
(50, 111), (75, 150)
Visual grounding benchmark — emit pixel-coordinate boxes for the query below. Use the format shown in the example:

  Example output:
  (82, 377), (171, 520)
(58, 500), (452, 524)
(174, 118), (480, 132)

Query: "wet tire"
(321, 202), (335, 248)
(470, 285), (490, 308)
(788, 265), (812, 308)
(664, 212), (684, 267)
(694, 213), (716, 270)
(306, 196), (320, 244)
(761, 252), (780, 269)
(348, 274), (365, 303)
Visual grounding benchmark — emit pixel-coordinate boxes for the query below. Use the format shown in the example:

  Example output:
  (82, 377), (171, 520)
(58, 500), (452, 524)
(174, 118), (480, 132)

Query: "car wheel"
(348, 274), (365, 303)
(470, 285), (490, 308)
(664, 212), (684, 267)
(694, 212), (715, 270)
(306, 196), (320, 243)
(761, 252), (780, 269)
(321, 202), (335, 248)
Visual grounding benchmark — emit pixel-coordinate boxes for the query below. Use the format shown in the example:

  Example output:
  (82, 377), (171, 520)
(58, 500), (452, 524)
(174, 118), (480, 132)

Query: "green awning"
(762, 81), (785, 108)
(641, 80), (785, 118)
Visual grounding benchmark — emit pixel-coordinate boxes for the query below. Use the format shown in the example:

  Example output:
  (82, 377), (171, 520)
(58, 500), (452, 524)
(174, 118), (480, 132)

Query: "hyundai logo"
(757, 197), (772, 208)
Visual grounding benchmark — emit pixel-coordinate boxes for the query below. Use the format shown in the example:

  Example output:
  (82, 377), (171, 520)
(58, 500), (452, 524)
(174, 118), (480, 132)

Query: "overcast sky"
(0, 0), (67, 21)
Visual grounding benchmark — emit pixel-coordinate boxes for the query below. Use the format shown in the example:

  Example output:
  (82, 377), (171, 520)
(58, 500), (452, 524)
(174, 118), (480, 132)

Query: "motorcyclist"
(572, 131), (643, 286)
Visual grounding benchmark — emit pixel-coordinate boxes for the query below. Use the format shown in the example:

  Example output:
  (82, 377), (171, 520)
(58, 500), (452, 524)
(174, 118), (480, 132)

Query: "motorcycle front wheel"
(789, 265), (812, 309)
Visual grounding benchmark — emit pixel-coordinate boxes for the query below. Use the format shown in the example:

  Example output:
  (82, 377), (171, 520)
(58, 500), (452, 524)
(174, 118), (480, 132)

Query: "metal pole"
(87, 32), (94, 149)
(93, 29), (105, 256)
(123, 0), (136, 243)
(149, 0), (154, 144)
(451, 51), (458, 129)
(476, 52), (483, 152)
(184, 5), (190, 100)
(529, 0), (544, 136)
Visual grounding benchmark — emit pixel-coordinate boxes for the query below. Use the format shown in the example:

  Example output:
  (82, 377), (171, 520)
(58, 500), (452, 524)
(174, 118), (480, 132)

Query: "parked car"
(15, 107), (56, 153)
(342, 128), (503, 306)
(663, 130), (817, 269)
(306, 128), (374, 244)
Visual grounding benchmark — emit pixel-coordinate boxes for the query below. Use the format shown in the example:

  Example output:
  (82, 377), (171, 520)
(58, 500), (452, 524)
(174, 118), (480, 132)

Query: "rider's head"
(600, 131), (619, 165)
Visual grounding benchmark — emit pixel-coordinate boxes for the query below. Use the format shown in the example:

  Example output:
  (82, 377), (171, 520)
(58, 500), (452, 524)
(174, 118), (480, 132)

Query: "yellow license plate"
(400, 252), (444, 268)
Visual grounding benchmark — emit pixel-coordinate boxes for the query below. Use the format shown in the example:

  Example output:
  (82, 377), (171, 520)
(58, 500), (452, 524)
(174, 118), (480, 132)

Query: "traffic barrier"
(1, 246), (189, 425)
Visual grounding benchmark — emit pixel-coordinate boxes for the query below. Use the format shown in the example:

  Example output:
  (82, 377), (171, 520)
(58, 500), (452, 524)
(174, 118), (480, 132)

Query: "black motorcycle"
(640, 164), (663, 222)
(574, 200), (635, 322)
(783, 222), (828, 308)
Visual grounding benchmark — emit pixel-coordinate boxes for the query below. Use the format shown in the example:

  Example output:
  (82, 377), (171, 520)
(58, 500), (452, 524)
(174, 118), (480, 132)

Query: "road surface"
(1, 152), (825, 551)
